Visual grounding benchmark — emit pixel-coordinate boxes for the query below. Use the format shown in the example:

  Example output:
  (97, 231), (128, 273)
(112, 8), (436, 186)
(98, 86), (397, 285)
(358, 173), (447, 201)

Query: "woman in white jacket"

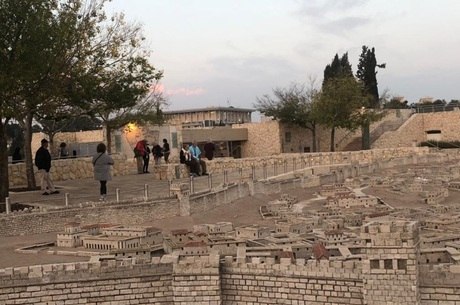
(92, 143), (114, 201)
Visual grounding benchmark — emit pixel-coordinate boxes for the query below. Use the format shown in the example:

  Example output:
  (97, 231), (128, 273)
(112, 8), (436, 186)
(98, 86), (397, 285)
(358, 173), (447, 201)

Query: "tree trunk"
(311, 126), (317, 152)
(330, 126), (335, 152)
(48, 132), (56, 158)
(0, 120), (9, 203)
(106, 125), (112, 153)
(23, 111), (36, 189)
(361, 122), (370, 150)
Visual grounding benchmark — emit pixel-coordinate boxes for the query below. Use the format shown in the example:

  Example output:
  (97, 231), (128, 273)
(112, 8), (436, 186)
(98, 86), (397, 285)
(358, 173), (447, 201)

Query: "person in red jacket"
(134, 140), (147, 174)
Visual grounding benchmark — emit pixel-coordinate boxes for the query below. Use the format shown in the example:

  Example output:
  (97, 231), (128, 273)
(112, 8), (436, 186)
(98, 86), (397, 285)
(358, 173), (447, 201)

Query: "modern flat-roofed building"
(163, 106), (253, 128)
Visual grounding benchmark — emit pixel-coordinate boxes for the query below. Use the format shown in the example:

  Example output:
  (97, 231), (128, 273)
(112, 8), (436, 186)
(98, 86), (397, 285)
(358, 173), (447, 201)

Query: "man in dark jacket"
(35, 139), (59, 195)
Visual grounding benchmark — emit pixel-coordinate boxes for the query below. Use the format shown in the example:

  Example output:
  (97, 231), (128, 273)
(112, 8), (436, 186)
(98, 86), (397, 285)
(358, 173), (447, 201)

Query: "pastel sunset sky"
(107, 0), (460, 110)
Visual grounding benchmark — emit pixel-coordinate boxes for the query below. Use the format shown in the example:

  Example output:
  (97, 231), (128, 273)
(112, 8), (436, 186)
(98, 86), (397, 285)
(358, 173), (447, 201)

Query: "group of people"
(180, 140), (215, 176)
(134, 139), (170, 174)
(35, 138), (114, 201)
(33, 137), (216, 201)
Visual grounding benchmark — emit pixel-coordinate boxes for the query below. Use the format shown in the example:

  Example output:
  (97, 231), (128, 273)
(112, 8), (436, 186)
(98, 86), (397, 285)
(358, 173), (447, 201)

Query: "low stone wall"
(221, 258), (363, 304)
(9, 154), (134, 187)
(0, 259), (174, 305)
(0, 198), (179, 236)
(8, 147), (433, 186)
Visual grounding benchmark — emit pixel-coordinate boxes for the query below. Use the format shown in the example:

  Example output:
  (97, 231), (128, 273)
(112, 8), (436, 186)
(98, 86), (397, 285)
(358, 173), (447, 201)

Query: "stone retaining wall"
(8, 147), (431, 186)
(0, 199), (179, 236)
(374, 111), (460, 149)
(9, 154), (133, 187)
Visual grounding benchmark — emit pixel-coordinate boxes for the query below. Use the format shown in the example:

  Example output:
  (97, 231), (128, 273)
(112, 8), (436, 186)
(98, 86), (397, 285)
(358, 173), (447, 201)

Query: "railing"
(415, 104), (460, 114)
(3, 148), (440, 214)
(3, 154), (358, 212)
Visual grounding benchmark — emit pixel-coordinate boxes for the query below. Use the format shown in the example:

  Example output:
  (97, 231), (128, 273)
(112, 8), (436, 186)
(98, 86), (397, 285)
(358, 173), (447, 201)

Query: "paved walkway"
(8, 173), (218, 208)
(7, 166), (266, 208)
(7, 162), (342, 209)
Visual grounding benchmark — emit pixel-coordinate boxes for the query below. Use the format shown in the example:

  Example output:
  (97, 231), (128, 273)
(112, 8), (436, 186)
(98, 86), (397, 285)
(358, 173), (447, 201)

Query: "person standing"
(35, 139), (59, 195)
(143, 142), (151, 173)
(188, 141), (208, 176)
(162, 138), (170, 164)
(92, 143), (114, 201)
(134, 140), (147, 174)
(204, 141), (215, 161)
(152, 142), (163, 165)
(59, 142), (69, 158)
(12, 147), (22, 164)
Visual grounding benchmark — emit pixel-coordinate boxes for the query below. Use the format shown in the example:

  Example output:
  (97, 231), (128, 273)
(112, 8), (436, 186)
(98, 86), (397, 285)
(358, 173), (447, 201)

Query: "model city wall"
(1, 222), (460, 304)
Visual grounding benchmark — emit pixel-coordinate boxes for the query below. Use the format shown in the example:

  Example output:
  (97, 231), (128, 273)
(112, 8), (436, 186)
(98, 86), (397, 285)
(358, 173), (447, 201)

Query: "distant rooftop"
(163, 106), (255, 115)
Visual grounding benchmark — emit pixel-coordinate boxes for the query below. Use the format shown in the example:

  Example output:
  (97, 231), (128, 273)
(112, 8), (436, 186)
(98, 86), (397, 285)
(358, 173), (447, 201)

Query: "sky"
(106, 0), (460, 111)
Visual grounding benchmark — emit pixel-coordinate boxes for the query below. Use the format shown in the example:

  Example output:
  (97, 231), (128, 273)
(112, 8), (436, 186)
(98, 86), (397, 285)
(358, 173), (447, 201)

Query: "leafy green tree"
(255, 82), (319, 152)
(6, 123), (24, 156)
(0, 0), (163, 196)
(356, 46), (386, 149)
(0, 0), (65, 198)
(312, 77), (368, 152)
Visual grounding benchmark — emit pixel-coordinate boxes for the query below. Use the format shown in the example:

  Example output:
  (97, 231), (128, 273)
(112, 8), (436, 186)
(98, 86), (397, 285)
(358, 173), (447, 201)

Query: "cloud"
(297, 0), (369, 16)
(166, 87), (206, 97)
(318, 16), (371, 34)
(295, 0), (371, 35)
(208, 54), (304, 82)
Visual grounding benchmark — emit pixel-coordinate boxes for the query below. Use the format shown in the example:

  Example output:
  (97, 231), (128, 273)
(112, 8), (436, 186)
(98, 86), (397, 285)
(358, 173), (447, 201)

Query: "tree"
(312, 77), (368, 152)
(0, 0), (65, 199)
(255, 82), (319, 152)
(0, 0), (163, 197)
(6, 123), (25, 156)
(91, 81), (166, 153)
(383, 98), (410, 109)
(323, 53), (353, 87)
(356, 46), (386, 149)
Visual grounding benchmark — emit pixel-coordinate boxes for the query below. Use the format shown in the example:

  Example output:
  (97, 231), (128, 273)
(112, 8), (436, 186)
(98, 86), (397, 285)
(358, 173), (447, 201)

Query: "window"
(285, 132), (291, 143)
(384, 259), (393, 270)
(397, 260), (407, 270)
(370, 260), (379, 269)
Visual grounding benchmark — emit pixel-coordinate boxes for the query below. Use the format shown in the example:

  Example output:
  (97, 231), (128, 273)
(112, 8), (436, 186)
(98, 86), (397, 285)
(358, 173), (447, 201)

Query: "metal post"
(116, 188), (120, 202)
(293, 158), (297, 171)
(65, 193), (70, 207)
(190, 176), (195, 194)
(263, 163), (267, 180)
(224, 170), (228, 185)
(251, 165), (256, 181)
(5, 197), (11, 214)
(144, 184), (149, 201)
(284, 160), (287, 173)
(208, 174), (212, 190)
(239, 168), (243, 180)
(168, 180), (172, 197)
(274, 162), (278, 176)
